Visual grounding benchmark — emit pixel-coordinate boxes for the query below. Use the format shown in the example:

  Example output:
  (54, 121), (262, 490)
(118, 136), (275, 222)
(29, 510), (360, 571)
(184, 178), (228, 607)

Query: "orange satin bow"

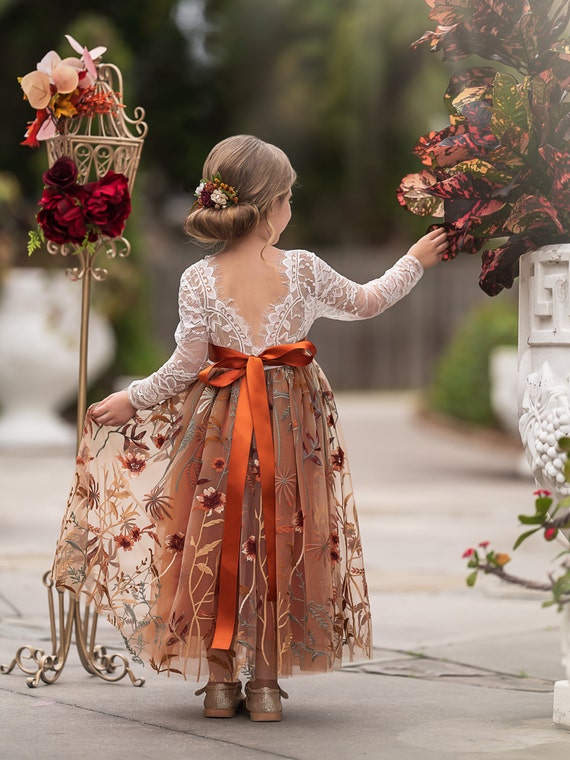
(198, 340), (317, 650)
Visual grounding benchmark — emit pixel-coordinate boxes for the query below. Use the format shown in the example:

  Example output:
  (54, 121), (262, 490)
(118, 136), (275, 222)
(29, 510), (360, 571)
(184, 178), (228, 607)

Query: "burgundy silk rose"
(84, 171), (131, 238)
(33, 157), (131, 249)
(37, 186), (90, 245)
(42, 156), (78, 189)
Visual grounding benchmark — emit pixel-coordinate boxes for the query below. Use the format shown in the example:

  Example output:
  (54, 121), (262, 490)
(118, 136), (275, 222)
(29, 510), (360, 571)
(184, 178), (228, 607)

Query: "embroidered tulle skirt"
(52, 361), (372, 680)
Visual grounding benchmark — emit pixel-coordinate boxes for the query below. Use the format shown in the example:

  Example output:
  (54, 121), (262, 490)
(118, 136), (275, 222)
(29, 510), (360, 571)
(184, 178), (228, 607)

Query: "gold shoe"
(245, 682), (289, 722)
(195, 681), (244, 718)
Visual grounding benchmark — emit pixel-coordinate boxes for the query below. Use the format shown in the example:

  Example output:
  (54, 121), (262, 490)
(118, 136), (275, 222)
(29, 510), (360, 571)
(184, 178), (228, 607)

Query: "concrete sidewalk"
(1, 393), (569, 759)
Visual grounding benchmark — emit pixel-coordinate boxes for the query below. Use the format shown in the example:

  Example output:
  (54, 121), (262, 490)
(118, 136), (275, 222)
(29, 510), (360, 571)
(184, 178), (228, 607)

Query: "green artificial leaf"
(27, 228), (45, 255)
(535, 496), (553, 515)
(466, 571), (478, 587)
(517, 514), (545, 525)
(452, 86), (489, 114)
(444, 67), (497, 115)
(449, 158), (514, 185)
(493, 73), (530, 132)
(512, 527), (540, 550)
(558, 437), (570, 451)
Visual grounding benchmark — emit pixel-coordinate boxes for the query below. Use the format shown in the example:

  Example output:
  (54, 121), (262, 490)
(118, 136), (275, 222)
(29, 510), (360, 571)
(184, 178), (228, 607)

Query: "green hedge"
(428, 298), (518, 427)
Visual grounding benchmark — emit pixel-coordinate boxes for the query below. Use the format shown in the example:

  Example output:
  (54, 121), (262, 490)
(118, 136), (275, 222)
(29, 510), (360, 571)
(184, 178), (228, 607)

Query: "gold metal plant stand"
(0, 63), (147, 688)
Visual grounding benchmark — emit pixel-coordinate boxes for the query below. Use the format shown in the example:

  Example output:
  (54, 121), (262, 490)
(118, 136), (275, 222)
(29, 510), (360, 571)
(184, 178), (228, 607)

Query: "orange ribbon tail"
(198, 340), (316, 650)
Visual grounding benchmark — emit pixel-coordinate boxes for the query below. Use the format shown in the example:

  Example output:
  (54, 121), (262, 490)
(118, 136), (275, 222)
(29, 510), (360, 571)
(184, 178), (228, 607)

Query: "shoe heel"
(203, 706), (238, 718)
(245, 682), (288, 722)
(195, 681), (243, 719)
(248, 710), (282, 722)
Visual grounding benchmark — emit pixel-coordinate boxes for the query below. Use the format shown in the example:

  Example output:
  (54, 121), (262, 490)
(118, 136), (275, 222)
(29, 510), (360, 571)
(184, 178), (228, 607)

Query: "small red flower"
(129, 526), (142, 542)
(211, 456), (226, 472)
(292, 509), (304, 533)
(118, 451), (147, 475)
(241, 535), (256, 561)
(534, 489), (552, 497)
(478, 541), (490, 549)
(165, 531), (186, 554)
(544, 527), (558, 541)
(462, 548), (475, 559)
(196, 486), (226, 516)
(329, 530), (341, 564)
(114, 534), (134, 551)
(331, 447), (345, 472)
(152, 433), (167, 449)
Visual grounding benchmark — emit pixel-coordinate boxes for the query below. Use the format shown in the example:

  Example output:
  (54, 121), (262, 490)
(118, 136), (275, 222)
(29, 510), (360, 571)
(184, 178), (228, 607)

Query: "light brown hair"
(184, 135), (296, 245)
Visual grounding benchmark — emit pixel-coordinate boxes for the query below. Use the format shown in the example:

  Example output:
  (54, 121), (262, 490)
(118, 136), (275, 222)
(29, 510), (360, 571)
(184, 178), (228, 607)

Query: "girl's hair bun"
(184, 135), (296, 246)
(184, 201), (260, 244)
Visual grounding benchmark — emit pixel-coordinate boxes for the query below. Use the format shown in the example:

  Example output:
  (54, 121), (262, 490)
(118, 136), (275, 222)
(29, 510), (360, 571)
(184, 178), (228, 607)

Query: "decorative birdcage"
(43, 62), (148, 275)
(0, 57), (147, 689)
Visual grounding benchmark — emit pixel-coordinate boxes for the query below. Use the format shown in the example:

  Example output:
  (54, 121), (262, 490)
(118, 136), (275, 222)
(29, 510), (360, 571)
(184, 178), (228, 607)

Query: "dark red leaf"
(539, 144), (570, 204)
(427, 172), (496, 200)
(479, 235), (538, 295)
(460, 100), (493, 128)
(445, 197), (505, 230)
(505, 194), (564, 234)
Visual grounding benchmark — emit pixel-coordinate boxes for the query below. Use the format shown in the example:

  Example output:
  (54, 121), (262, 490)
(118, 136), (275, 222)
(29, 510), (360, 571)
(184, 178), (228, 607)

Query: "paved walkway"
(1, 393), (568, 759)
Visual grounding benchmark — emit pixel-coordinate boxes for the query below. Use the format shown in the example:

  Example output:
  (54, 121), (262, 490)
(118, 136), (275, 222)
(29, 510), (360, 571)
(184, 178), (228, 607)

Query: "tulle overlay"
(52, 361), (372, 680)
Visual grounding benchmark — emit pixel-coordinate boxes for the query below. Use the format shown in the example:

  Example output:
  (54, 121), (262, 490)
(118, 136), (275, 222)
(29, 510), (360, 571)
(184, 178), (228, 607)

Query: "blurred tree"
(2, 0), (449, 244)
(204, 0), (449, 245)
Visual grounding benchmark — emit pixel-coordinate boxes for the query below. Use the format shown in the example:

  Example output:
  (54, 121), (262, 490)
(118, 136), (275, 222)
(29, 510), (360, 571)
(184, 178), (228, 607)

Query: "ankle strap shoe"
(245, 682), (289, 722)
(195, 680), (244, 718)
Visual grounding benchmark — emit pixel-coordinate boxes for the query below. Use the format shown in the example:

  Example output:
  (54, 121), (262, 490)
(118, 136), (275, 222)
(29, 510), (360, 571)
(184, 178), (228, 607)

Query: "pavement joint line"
(343, 648), (555, 692)
(0, 681), (299, 759)
(0, 591), (22, 617)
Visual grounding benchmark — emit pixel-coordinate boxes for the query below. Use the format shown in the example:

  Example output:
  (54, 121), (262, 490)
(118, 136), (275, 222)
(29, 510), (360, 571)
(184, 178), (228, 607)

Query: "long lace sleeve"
(310, 252), (424, 321)
(127, 267), (209, 409)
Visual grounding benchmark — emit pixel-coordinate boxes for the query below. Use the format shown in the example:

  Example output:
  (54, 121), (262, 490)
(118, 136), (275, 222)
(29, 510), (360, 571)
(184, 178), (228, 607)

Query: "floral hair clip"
(194, 173), (238, 210)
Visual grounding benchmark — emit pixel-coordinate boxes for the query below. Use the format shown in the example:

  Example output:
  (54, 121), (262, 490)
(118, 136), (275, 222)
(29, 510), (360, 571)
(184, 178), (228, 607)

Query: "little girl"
(52, 135), (446, 722)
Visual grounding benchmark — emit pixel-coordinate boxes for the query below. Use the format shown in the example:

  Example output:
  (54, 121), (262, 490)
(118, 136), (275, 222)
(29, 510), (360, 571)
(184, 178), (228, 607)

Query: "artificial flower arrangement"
(464, 438), (570, 611)
(20, 37), (132, 254)
(397, 0), (570, 296)
(194, 173), (239, 209)
(27, 156), (131, 255)
(19, 35), (116, 149)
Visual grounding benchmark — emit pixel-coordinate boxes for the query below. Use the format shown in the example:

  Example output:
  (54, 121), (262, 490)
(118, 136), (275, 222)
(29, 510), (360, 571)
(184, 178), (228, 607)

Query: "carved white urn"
(0, 268), (115, 450)
(517, 243), (570, 726)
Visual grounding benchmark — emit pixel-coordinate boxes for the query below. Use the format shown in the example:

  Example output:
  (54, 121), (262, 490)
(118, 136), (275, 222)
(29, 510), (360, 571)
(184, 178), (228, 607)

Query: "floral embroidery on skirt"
(52, 362), (372, 679)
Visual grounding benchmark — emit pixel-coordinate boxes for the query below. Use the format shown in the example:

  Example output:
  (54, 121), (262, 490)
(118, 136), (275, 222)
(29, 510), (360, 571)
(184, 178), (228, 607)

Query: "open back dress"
(52, 249), (423, 681)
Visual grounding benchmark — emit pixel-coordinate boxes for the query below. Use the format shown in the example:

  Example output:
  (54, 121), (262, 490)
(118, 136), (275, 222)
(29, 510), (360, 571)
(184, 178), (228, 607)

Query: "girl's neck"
(220, 231), (278, 260)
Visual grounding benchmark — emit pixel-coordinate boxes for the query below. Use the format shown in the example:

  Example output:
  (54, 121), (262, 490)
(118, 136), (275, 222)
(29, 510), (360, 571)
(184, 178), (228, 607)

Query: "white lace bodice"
(128, 249), (423, 408)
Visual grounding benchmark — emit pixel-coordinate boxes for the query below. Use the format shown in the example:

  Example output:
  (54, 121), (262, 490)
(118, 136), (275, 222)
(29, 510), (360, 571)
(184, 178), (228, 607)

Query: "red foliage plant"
(397, 0), (570, 295)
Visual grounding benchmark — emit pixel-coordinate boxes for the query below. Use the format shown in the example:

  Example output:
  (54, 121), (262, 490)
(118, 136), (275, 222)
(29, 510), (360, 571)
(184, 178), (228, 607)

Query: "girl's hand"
(90, 390), (136, 427)
(407, 227), (448, 269)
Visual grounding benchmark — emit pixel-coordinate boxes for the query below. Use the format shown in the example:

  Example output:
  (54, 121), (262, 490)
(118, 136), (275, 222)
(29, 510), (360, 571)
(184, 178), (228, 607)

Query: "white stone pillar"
(518, 244), (570, 727)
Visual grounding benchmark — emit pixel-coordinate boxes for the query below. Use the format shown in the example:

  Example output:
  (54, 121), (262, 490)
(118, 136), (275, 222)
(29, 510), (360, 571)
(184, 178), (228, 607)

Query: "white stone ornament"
(517, 244), (570, 726)
(519, 362), (570, 494)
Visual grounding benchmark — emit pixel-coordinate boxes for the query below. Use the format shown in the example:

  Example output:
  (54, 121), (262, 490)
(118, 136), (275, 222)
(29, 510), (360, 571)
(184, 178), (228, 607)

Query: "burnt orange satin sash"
(198, 340), (316, 650)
